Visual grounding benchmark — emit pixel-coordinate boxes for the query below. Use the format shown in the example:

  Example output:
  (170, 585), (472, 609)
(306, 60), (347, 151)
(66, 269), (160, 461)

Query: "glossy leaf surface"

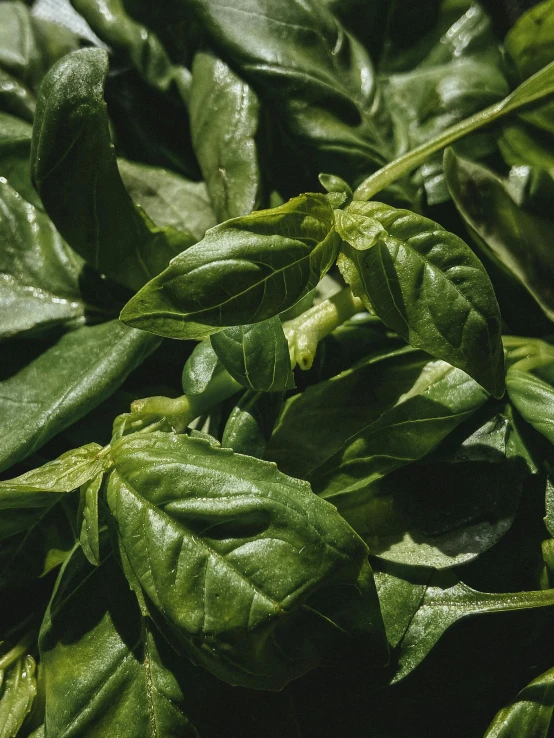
(117, 158), (216, 242)
(338, 200), (504, 397)
(211, 317), (294, 392)
(120, 193), (340, 339)
(107, 432), (386, 689)
(30, 48), (190, 291)
(0, 180), (113, 340)
(0, 321), (158, 472)
(446, 150), (554, 322)
(40, 545), (200, 737)
(182, 0), (397, 187)
(190, 50), (262, 221)
(484, 664), (554, 737)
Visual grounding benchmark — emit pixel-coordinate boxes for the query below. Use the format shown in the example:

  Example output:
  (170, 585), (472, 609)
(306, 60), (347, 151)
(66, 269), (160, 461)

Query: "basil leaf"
(338, 200), (504, 397)
(393, 570), (554, 682)
(0, 320), (159, 473)
(40, 545), (200, 737)
(182, 0), (397, 188)
(506, 368), (554, 445)
(266, 347), (426, 479)
(190, 50), (262, 221)
(30, 48), (193, 291)
(211, 317), (294, 392)
(120, 193), (340, 339)
(0, 112), (40, 209)
(181, 339), (221, 395)
(343, 412), (526, 569)
(117, 158), (217, 242)
(445, 149), (554, 322)
(0, 654), (37, 738)
(0, 180), (115, 340)
(373, 561), (431, 650)
(0, 2), (43, 90)
(71, 0), (181, 92)
(107, 432), (386, 689)
(222, 390), (283, 459)
(0, 68), (35, 123)
(312, 358), (488, 502)
(382, 2), (508, 204)
(484, 664), (554, 737)
(78, 472), (103, 567)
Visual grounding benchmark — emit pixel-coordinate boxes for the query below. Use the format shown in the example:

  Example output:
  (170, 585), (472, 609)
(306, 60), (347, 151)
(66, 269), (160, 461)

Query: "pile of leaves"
(3, 0), (554, 735)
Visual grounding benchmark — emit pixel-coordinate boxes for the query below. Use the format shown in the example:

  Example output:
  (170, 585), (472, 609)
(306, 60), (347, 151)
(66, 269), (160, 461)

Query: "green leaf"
(506, 368), (554, 445)
(505, 0), (554, 80)
(190, 50), (262, 222)
(117, 158), (217, 242)
(354, 58), (554, 201)
(78, 472), (103, 567)
(393, 570), (554, 682)
(343, 411), (527, 569)
(484, 664), (554, 737)
(0, 180), (114, 340)
(181, 339), (221, 395)
(382, 2), (509, 204)
(0, 112), (40, 209)
(0, 444), (106, 587)
(120, 193), (340, 339)
(312, 358), (488, 502)
(0, 654), (37, 738)
(40, 545), (200, 737)
(498, 1), (554, 170)
(222, 390), (283, 459)
(0, 320), (159, 473)
(211, 317), (294, 392)
(338, 200), (504, 397)
(70, 0), (182, 91)
(107, 432), (387, 689)
(266, 347), (427, 479)
(445, 149), (554, 322)
(30, 48), (192, 291)
(373, 561), (431, 650)
(0, 2), (43, 90)
(0, 68), (35, 123)
(183, 0), (398, 188)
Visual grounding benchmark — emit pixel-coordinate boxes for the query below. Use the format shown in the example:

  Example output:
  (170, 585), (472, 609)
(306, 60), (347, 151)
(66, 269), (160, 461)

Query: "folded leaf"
(190, 50), (262, 221)
(71, 0), (180, 91)
(180, 0), (399, 190)
(312, 358), (488, 501)
(211, 316), (294, 392)
(30, 48), (193, 291)
(0, 180), (116, 340)
(0, 112), (40, 209)
(338, 200), (504, 396)
(108, 432), (386, 689)
(344, 411), (526, 569)
(506, 368), (554, 445)
(120, 193), (340, 339)
(445, 150), (554, 322)
(0, 654), (37, 738)
(78, 472), (103, 567)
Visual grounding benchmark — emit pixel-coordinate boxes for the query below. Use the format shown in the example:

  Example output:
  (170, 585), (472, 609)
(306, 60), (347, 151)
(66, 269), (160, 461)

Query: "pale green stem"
(0, 632), (35, 672)
(130, 288), (364, 428)
(284, 287), (364, 370)
(354, 61), (554, 201)
(131, 369), (243, 432)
